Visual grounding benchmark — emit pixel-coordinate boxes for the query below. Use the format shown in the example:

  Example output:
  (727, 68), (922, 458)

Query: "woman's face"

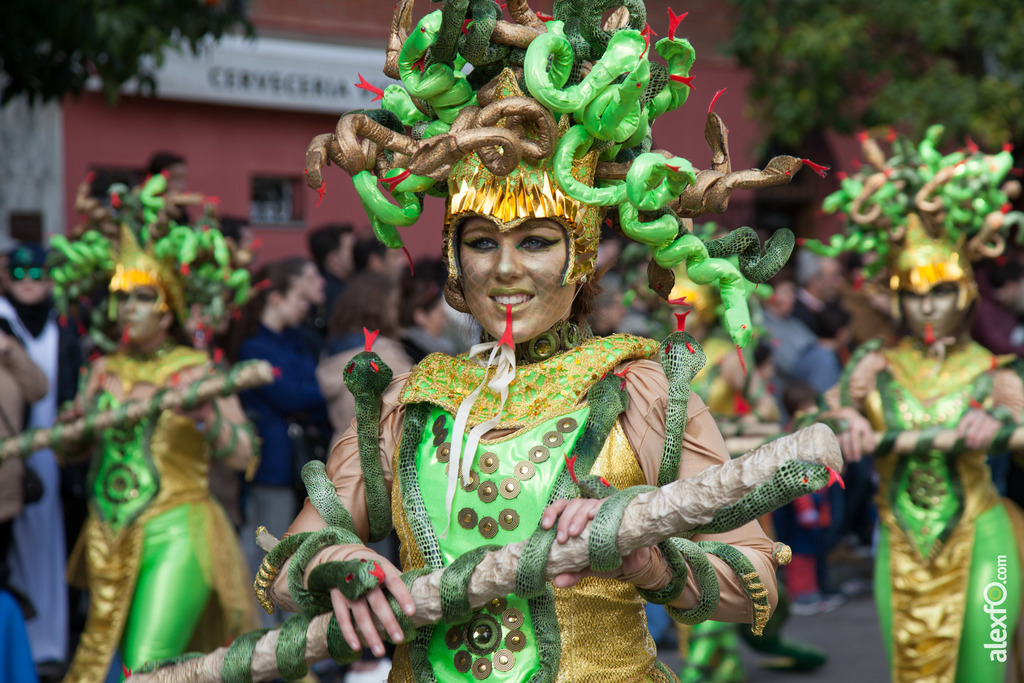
(900, 282), (963, 341)
(276, 279), (311, 328)
(116, 286), (171, 350)
(298, 261), (326, 307)
(459, 216), (576, 344)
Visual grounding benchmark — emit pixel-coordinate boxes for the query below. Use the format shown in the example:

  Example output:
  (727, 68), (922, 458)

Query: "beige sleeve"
(2, 336), (47, 403)
(992, 367), (1024, 418)
(618, 359), (779, 622)
(270, 373), (408, 610)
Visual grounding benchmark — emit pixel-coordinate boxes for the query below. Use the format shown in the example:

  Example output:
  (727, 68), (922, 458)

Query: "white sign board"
(151, 36), (391, 114)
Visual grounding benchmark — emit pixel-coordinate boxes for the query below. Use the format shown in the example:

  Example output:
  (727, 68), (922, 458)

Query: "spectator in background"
(229, 258), (329, 626)
(842, 252), (895, 346)
(0, 244), (83, 678)
(0, 329), (46, 683)
(147, 152), (190, 222)
(218, 215), (256, 255)
(398, 272), (459, 363)
(308, 223), (356, 323)
(761, 274), (816, 381)
(774, 381), (844, 616)
(972, 257), (1024, 357)
(793, 250), (846, 335)
(790, 306), (852, 394)
(353, 235), (408, 278)
(317, 271), (413, 446)
(147, 151), (188, 194)
(294, 259), (327, 356)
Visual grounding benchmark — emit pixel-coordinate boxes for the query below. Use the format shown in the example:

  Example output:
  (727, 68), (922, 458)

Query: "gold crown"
(889, 213), (974, 295)
(109, 224), (187, 321)
(443, 69), (602, 286)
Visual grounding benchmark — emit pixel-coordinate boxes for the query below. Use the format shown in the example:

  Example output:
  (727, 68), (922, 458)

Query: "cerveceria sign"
(150, 35), (389, 114)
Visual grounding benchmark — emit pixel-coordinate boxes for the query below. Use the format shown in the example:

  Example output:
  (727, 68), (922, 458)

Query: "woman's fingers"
(838, 430), (861, 463)
(331, 588), (362, 653)
(383, 570), (416, 617)
(957, 409), (997, 450)
(552, 569), (591, 588)
(330, 563), (415, 657)
(556, 498), (601, 543)
(542, 498), (603, 541)
(540, 499), (569, 530)
(366, 586), (406, 645)
(856, 418), (876, 453)
(350, 593), (387, 657)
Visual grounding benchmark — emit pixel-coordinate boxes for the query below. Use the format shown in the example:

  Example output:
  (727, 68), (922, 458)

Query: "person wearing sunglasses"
(0, 243), (85, 680)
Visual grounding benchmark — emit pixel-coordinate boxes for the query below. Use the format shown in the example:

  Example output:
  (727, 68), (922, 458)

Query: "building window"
(250, 175), (303, 225)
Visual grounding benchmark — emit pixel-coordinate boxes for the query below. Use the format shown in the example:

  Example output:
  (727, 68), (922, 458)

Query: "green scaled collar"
(399, 334), (658, 430)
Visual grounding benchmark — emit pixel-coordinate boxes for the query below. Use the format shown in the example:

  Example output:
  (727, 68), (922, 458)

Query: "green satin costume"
(387, 334), (680, 683)
(64, 346), (255, 682)
(853, 338), (1024, 683)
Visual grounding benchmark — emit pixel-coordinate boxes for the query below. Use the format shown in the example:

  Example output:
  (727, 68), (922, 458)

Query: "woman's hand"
(956, 409), (1001, 451)
(328, 549), (416, 658)
(57, 400), (84, 424)
(834, 407), (875, 463)
(540, 498), (662, 590)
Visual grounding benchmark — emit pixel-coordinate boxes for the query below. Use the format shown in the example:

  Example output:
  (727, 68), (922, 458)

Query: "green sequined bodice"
(87, 391), (160, 531)
(873, 339), (1004, 560)
(415, 405), (588, 682)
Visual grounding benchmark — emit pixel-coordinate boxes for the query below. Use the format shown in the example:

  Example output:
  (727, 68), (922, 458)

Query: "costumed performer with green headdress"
(54, 174), (260, 681)
(252, 1), (831, 681)
(803, 126), (1024, 682)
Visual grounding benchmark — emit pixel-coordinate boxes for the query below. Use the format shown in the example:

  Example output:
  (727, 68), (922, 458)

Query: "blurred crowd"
(4, 159), (1024, 681)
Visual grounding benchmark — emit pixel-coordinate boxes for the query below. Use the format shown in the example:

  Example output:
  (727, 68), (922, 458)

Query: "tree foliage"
(0, 0), (251, 106)
(723, 0), (1024, 150)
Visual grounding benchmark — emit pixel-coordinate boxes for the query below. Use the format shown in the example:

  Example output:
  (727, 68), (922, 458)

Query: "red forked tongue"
(674, 309), (691, 332)
(826, 466), (846, 490)
(498, 304), (514, 348)
(924, 323), (936, 345)
(363, 327), (380, 352)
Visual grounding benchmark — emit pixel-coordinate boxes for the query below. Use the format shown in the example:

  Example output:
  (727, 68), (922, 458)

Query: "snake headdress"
(305, 0), (824, 349)
(49, 173), (255, 352)
(805, 125), (1024, 306)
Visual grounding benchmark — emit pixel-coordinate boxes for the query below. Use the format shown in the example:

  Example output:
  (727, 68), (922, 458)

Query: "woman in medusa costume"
(802, 127), (1024, 682)
(51, 175), (260, 681)
(249, 1), (831, 681)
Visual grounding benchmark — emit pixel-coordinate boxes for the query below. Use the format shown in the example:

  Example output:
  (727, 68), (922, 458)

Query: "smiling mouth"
(492, 293), (533, 306)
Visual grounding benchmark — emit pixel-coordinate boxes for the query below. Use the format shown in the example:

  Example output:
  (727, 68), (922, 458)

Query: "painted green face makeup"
(459, 216), (576, 344)
(900, 281), (962, 342)
(116, 285), (171, 350)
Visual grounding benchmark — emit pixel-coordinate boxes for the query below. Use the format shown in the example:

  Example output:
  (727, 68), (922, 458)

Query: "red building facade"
(60, 1), (838, 263)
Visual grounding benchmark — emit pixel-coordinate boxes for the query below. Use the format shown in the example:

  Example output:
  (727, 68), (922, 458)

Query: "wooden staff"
(716, 421), (782, 439)
(0, 360), (275, 464)
(131, 424), (842, 683)
(725, 425), (1024, 457)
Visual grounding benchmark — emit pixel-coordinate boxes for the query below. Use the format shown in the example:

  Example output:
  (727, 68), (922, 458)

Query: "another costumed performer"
(54, 175), (260, 682)
(244, 1), (835, 681)
(803, 126), (1024, 682)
